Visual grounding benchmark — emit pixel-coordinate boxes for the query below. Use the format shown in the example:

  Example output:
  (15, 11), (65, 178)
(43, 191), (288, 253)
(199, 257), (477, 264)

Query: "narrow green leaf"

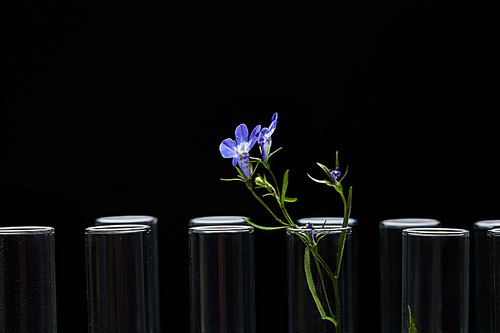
(316, 162), (332, 179)
(347, 186), (353, 218)
(408, 305), (419, 333)
(242, 218), (287, 230)
(284, 197), (298, 203)
(281, 170), (290, 206)
(339, 165), (349, 183)
(307, 174), (327, 184)
(220, 177), (243, 182)
(304, 247), (337, 325)
(304, 248), (327, 317)
(266, 147), (282, 160)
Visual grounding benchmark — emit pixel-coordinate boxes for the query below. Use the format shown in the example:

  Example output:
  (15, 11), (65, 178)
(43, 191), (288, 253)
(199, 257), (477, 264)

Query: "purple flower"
(330, 168), (341, 185)
(219, 123), (261, 178)
(306, 222), (315, 243)
(258, 113), (278, 161)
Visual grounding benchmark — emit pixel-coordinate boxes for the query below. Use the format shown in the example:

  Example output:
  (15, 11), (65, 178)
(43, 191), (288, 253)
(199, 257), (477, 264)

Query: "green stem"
(311, 247), (335, 319)
(246, 181), (287, 226)
(333, 277), (341, 333)
(280, 203), (296, 228)
(334, 190), (350, 278)
(266, 163), (281, 197)
(264, 163), (296, 228)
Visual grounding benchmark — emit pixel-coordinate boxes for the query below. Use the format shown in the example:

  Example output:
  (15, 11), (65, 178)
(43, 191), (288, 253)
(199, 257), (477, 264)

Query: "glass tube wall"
(189, 225), (256, 333)
(0, 226), (57, 332)
(402, 228), (469, 332)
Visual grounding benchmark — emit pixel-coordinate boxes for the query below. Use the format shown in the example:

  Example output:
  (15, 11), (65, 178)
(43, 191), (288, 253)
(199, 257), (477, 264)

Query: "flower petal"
(248, 125), (261, 149)
(235, 124), (249, 145)
(258, 128), (270, 144)
(237, 154), (252, 178)
(219, 138), (238, 158)
(269, 119), (277, 133)
(271, 112), (278, 123)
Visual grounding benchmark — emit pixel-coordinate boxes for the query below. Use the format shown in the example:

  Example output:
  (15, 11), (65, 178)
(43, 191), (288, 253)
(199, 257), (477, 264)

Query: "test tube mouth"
(380, 218), (441, 228)
(488, 228), (500, 236)
(189, 216), (250, 225)
(96, 215), (157, 224)
(475, 220), (500, 229)
(403, 227), (469, 237)
(287, 226), (352, 234)
(86, 225), (150, 234)
(0, 226), (54, 235)
(297, 217), (357, 226)
(189, 225), (254, 234)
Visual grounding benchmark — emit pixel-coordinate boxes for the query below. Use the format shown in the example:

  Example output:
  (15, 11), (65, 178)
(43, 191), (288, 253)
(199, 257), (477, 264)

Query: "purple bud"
(330, 168), (341, 185)
(306, 222), (315, 243)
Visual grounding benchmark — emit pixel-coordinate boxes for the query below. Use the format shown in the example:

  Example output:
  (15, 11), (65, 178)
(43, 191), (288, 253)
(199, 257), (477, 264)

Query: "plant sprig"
(219, 113), (353, 332)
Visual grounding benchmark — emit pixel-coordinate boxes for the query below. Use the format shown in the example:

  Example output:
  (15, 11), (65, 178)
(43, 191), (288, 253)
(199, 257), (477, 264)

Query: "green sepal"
(316, 162), (333, 181)
(255, 174), (276, 195)
(339, 165), (349, 184)
(235, 166), (248, 180)
(267, 147), (282, 160)
(307, 174), (334, 187)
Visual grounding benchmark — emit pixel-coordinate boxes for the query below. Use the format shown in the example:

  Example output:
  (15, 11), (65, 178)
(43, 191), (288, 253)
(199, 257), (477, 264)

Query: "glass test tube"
(474, 220), (500, 332)
(402, 228), (469, 332)
(189, 225), (256, 333)
(297, 217), (358, 332)
(86, 225), (153, 332)
(287, 226), (354, 333)
(95, 215), (160, 333)
(0, 226), (57, 332)
(488, 228), (500, 331)
(379, 218), (441, 333)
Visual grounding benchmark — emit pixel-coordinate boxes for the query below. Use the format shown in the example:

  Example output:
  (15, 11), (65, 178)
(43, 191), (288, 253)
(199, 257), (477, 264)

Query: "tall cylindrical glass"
(95, 215), (160, 333)
(287, 226), (353, 333)
(402, 228), (469, 332)
(473, 220), (500, 333)
(189, 225), (256, 333)
(0, 226), (57, 333)
(189, 216), (250, 227)
(379, 218), (441, 333)
(297, 218), (358, 332)
(488, 228), (500, 332)
(86, 225), (153, 333)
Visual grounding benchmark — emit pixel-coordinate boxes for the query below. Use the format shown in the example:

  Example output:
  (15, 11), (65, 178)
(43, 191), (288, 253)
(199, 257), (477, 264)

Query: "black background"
(2, 4), (497, 332)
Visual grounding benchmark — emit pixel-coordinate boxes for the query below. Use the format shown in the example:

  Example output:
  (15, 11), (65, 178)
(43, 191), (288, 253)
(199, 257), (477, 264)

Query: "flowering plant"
(219, 113), (352, 332)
